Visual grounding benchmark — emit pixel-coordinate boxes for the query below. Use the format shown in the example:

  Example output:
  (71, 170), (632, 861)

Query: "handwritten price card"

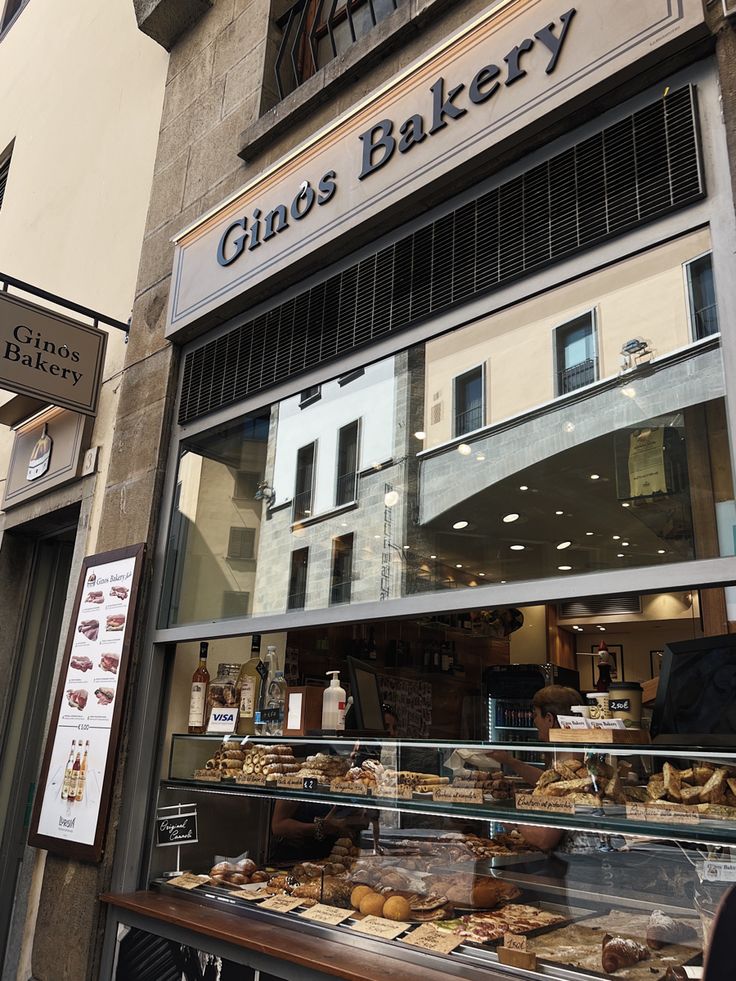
(260, 895), (303, 913)
(299, 904), (352, 925)
(350, 915), (410, 940)
(402, 924), (463, 954)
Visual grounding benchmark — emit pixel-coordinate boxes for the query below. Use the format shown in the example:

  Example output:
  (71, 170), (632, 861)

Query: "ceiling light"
(598, 626), (606, 631)
(510, 544), (525, 551)
(519, 485), (529, 491)
(622, 502), (630, 508)
(590, 473), (600, 481)
(557, 541), (572, 550)
(414, 431), (426, 440)
(621, 387), (637, 399)
(612, 535), (620, 540)
(341, 522), (348, 527)
(621, 541), (629, 546)
(384, 490), (399, 507)
(558, 565), (572, 571)
(458, 444), (472, 456)
(657, 549), (666, 554)
(479, 572), (485, 577)
(456, 563), (463, 568)
(476, 453), (486, 461)
(452, 520), (469, 530)
(430, 554), (437, 559)
(503, 513), (520, 523)
(555, 510), (564, 516)
(501, 580), (507, 584)
(563, 421), (575, 433)
(374, 535), (380, 539)
(572, 625), (579, 630)
(617, 553), (624, 558)
(585, 531), (594, 536)
(403, 545), (410, 550)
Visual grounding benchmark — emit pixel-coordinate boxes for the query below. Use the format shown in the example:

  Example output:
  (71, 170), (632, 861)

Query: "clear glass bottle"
(237, 635), (263, 736)
(207, 662), (242, 718)
(265, 662), (287, 736)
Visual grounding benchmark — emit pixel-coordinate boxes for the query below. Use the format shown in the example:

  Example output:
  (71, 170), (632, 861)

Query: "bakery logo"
(59, 815), (76, 830)
(87, 572), (97, 586)
(27, 424), (53, 481)
(216, 9), (576, 268)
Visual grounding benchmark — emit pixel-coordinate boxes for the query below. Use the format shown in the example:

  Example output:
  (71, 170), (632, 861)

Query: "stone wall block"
(115, 344), (176, 428)
(223, 45), (266, 117)
(32, 857), (99, 980)
(213, 5), (268, 79)
(127, 277), (176, 364)
(162, 42), (215, 130)
(182, 110), (250, 210)
(168, 0), (237, 82)
(106, 398), (171, 487)
(155, 76), (227, 175)
(96, 467), (169, 553)
(145, 151), (190, 234)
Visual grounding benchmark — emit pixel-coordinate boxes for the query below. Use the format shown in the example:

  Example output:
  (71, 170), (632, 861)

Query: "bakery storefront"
(102, 3), (736, 980)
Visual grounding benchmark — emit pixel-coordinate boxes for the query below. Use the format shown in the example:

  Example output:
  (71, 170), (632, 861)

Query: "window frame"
(683, 251), (719, 342)
(452, 363), (486, 439)
(0, 0), (27, 37)
(329, 533), (354, 606)
(299, 385), (321, 408)
(553, 308), (599, 397)
(334, 419), (360, 508)
(287, 547), (309, 611)
(293, 440), (317, 522)
(226, 526), (256, 561)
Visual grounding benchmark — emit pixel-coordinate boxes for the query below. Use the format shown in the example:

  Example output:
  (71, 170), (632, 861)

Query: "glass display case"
(148, 732), (735, 981)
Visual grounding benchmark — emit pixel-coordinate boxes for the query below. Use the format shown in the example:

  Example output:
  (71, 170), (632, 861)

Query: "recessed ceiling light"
(456, 563), (463, 568)
(590, 474), (600, 480)
(414, 431), (426, 440)
(555, 510), (564, 515)
(617, 553), (624, 558)
(452, 520), (469, 530)
(585, 531), (594, 536)
(612, 535), (620, 540)
(621, 387), (636, 399)
(563, 421), (575, 433)
(476, 453), (486, 461)
(403, 545), (410, 550)
(510, 544), (525, 551)
(599, 626), (606, 631)
(572, 625), (579, 630)
(621, 541), (629, 546)
(501, 580), (507, 584)
(503, 513), (520, 523)
(658, 549), (666, 554)
(479, 572), (485, 577)
(458, 443), (472, 456)
(557, 541), (572, 550)
(519, 485), (529, 491)
(558, 565), (572, 571)
(622, 502), (630, 508)
(430, 554), (437, 559)
(384, 490), (399, 507)
(374, 535), (380, 539)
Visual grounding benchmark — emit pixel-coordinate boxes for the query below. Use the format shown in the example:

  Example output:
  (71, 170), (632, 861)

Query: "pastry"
(646, 910), (698, 949)
(601, 934), (649, 972)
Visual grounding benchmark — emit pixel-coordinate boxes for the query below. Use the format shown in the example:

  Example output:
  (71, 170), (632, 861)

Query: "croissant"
(601, 934), (649, 973)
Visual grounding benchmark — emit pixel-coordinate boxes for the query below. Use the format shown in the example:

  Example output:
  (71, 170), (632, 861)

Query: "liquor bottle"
(188, 642), (210, 733)
(68, 747), (82, 803)
(237, 635), (263, 736)
(265, 661), (287, 737)
(595, 641), (613, 692)
(254, 646), (272, 736)
(75, 740), (89, 802)
(61, 740), (76, 801)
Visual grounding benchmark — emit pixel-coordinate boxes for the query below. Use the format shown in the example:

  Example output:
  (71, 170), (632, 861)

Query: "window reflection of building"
(555, 311), (597, 395)
(685, 252), (718, 340)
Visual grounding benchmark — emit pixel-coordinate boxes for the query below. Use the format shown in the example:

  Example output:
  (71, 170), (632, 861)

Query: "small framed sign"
(156, 805), (198, 847)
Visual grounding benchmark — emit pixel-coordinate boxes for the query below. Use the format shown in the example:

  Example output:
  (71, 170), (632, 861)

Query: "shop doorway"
(0, 513), (77, 968)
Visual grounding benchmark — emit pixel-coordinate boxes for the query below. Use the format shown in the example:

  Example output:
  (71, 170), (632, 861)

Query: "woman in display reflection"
(490, 684), (584, 850)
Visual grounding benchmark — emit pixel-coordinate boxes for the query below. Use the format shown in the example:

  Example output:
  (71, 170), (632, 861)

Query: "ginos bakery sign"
(166, 0), (706, 339)
(0, 293), (107, 416)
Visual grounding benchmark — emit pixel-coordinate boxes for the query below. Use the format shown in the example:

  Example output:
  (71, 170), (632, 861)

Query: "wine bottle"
(75, 740), (89, 802)
(188, 642), (210, 733)
(61, 740), (76, 801)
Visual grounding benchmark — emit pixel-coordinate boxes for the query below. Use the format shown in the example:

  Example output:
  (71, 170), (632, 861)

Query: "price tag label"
(703, 861), (736, 882)
(402, 924), (463, 954)
(516, 792), (575, 815)
(626, 802), (699, 825)
(260, 895), (303, 913)
(229, 888), (271, 901)
(303, 777), (318, 791)
(277, 773), (308, 790)
(589, 718), (627, 730)
(168, 873), (207, 891)
(193, 769), (222, 782)
(433, 786), (484, 805)
(235, 773), (267, 786)
(504, 933), (528, 951)
(299, 904), (352, 925)
(330, 781), (368, 796)
(350, 915), (410, 940)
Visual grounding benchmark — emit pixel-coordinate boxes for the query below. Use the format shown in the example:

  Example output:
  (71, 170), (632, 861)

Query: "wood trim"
(28, 543), (146, 862)
(101, 890), (481, 981)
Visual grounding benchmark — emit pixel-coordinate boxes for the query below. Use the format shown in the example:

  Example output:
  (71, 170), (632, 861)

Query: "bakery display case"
(146, 733), (735, 981)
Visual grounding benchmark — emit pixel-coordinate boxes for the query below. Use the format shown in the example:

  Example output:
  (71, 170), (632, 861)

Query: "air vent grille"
(559, 596), (642, 619)
(180, 86), (703, 425)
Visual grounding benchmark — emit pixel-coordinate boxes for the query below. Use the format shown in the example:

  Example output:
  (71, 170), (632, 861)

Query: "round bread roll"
(210, 861), (237, 874)
(383, 896), (411, 922)
(359, 892), (385, 917)
(351, 885), (373, 908)
(236, 859), (257, 876)
(251, 870), (269, 882)
(228, 873), (248, 885)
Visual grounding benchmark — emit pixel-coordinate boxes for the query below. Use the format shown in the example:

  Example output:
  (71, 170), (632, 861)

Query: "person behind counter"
(270, 800), (368, 862)
(490, 684), (583, 851)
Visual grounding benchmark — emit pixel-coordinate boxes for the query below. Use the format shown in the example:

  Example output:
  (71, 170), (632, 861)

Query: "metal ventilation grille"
(0, 154), (11, 211)
(559, 596), (642, 619)
(180, 86), (703, 425)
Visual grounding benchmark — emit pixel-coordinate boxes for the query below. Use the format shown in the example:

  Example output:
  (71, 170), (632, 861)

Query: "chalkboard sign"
(156, 808), (198, 847)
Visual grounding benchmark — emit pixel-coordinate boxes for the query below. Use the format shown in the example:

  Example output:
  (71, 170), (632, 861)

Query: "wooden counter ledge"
(101, 891), (478, 981)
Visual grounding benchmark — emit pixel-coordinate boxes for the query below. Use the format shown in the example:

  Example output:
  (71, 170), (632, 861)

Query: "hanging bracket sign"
(0, 292), (107, 416)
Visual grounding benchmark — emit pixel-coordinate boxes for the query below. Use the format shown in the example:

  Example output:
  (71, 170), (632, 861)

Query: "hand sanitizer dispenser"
(321, 670), (347, 731)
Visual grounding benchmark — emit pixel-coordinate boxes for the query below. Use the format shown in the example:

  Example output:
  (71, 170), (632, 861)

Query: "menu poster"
(28, 544), (145, 862)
